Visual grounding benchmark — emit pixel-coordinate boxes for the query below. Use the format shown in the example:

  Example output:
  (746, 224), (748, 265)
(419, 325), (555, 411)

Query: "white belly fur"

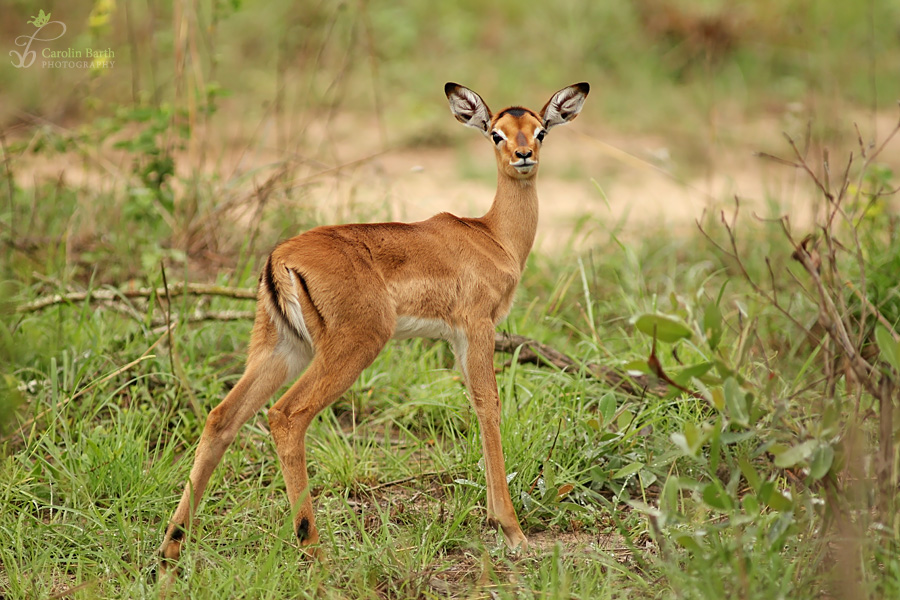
(392, 316), (470, 380)
(393, 316), (451, 340)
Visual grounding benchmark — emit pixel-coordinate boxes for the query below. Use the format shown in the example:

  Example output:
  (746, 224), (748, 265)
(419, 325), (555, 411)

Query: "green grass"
(4, 173), (899, 597)
(0, 235), (645, 597)
(3, 0), (900, 597)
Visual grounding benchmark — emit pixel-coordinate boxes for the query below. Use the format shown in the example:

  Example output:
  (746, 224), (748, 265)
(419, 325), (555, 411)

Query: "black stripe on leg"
(169, 524), (185, 542)
(296, 517), (310, 542)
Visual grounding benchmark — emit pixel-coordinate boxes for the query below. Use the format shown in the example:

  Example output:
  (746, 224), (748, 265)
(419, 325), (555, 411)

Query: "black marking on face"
(496, 106), (536, 119)
(296, 517), (310, 542)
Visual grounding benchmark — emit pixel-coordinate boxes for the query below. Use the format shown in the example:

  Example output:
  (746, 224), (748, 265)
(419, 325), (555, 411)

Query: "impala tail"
(260, 252), (316, 346)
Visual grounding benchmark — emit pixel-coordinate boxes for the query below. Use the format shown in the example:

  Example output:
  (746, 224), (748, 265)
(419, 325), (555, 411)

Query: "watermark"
(10, 9), (116, 70)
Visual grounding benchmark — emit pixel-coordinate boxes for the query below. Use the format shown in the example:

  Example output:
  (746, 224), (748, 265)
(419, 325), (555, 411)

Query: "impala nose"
(515, 149), (532, 160)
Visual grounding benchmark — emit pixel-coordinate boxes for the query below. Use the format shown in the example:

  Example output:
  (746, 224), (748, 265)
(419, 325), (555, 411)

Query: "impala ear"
(540, 82), (589, 131)
(445, 82), (492, 136)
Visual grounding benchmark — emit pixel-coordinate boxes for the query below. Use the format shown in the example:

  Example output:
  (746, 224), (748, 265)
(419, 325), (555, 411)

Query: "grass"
(4, 179), (898, 597)
(0, 228), (646, 597)
(3, 0), (900, 598)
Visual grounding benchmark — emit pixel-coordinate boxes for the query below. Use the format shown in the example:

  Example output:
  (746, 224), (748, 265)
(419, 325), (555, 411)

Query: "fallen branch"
(493, 332), (669, 397)
(149, 309), (255, 332)
(18, 284), (677, 399)
(364, 469), (453, 493)
(15, 282), (257, 314)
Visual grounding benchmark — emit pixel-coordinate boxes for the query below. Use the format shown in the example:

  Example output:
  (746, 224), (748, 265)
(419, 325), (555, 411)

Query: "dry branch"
(17, 284), (678, 399)
(493, 332), (669, 397)
(724, 112), (900, 515)
(15, 282), (257, 314)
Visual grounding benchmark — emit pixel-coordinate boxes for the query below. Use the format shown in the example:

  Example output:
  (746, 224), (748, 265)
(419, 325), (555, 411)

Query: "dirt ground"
(278, 108), (900, 254)
(11, 108), (900, 256)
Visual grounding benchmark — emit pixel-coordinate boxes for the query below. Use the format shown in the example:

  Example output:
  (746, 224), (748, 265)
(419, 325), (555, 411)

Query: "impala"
(159, 81), (589, 565)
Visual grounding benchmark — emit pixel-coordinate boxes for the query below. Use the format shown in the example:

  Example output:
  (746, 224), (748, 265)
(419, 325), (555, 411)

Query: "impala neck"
(482, 173), (539, 272)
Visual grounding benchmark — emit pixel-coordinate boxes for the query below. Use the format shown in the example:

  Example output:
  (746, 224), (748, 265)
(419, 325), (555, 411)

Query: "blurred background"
(3, 0), (900, 282)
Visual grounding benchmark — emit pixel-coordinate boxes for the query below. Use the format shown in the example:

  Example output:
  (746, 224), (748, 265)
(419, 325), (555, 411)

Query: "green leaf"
(611, 462), (645, 480)
(742, 494), (760, 515)
(768, 511), (795, 549)
(671, 422), (709, 458)
(703, 303), (723, 350)
(684, 421), (705, 453)
(598, 394), (617, 425)
(773, 439), (817, 468)
(633, 313), (694, 343)
(738, 456), (761, 490)
(708, 422), (721, 473)
(589, 466), (607, 487)
(673, 533), (704, 555)
(723, 378), (749, 426)
(673, 361), (714, 385)
(660, 476), (679, 514)
(809, 444), (834, 480)
(720, 430), (756, 445)
(623, 359), (651, 374)
(710, 386), (725, 411)
(875, 325), (900, 371)
(759, 481), (793, 512)
(670, 433), (693, 457)
(702, 481), (734, 512)
(617, 409), (634, 430)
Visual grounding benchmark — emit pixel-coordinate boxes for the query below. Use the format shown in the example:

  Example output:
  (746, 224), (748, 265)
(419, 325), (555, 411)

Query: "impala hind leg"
(159, 326), (305, 566)
(456, 324), (528, 550)
(267, 332), (389, 552)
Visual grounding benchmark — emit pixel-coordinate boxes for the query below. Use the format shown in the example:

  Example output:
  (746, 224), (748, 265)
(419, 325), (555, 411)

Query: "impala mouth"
(511, 159), (537, 173)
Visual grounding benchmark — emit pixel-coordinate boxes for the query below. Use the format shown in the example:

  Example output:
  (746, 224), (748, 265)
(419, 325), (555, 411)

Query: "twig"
(530, 418), (563, 494)
(791, 240), (880, 398)
(1, 127), (14, 229)
(19, 281), (683, 400)
(364, 469), (451, 492)
(845, 281), (900, 342)
(48, 579), (102, 599)
(493, 332), (670, 397)
(160, 262), (176, 382)
(646, 331), (706, 400)
(16, 282), (256, 313)
(696, 200), (820, 347)
(148, 309), (255, 333)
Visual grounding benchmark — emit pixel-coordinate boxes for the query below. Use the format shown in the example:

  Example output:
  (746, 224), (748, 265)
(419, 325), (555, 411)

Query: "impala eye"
(535, 129), (546, 143)
(491, 131), (504, 146)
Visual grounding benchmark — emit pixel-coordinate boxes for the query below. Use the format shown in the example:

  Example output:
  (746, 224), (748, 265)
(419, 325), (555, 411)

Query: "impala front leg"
(458, 323), (528, 551)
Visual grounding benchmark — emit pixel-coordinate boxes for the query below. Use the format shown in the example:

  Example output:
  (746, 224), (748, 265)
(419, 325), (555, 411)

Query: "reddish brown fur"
(158, 82), (589, 569)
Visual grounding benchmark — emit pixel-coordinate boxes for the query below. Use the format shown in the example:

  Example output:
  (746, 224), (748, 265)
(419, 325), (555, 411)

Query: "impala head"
(445, 82), (589, 180)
